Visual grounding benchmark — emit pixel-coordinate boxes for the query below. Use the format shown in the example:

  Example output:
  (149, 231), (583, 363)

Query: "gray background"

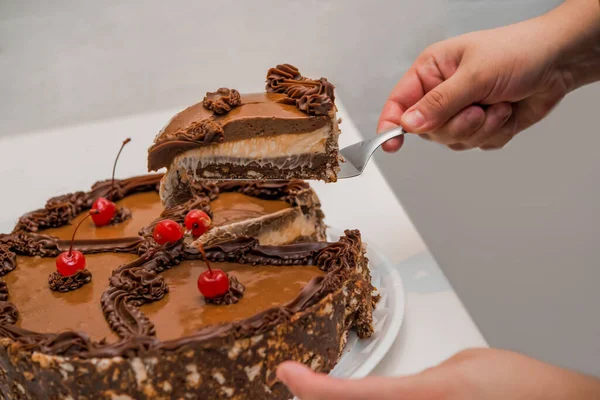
(2, 0), (599, 376)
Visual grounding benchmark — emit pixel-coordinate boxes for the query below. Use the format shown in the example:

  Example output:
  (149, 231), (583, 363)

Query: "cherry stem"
(69, 210), (100, 256)
(196, 243), (213, 275)
(109, 138), (132, 202)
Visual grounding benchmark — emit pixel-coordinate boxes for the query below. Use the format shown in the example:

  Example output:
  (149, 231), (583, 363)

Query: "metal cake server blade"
(337, 126), (406, 179)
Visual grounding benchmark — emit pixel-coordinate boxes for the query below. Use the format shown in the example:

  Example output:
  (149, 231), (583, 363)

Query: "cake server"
(337, 126), (406, 179)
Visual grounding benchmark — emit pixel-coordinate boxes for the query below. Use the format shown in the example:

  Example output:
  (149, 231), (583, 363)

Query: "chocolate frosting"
(203, 88), (242, 115)
(155, 120), (225, 146)
(0, 230), (365, 359)
(48, 269), (92, 292)
(6, 174), (163, 257)
(110, 206), (132, 225)
(266, 64), (336, 116)
(205, 274), (245, 305)
(0, 173), (331, 360)
(0, 279), (18, 325)
(0, 245), (16, 276)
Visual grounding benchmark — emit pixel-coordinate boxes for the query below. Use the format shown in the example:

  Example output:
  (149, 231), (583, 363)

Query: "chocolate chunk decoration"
(205, 274), (245, 305)
(203, 88), (242, 115)
(48, 269), (92, 293)
(266, 63), (335, 116)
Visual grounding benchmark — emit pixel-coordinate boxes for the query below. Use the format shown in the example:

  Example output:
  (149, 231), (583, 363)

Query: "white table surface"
(0, 100), (487, 376)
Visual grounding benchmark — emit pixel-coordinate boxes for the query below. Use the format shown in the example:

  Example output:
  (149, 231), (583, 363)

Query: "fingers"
(277, 362), (403, 400)
(472, 103), (515, 150)
(423, 105), (486, 146)
(377, 69), (426, 153)
(402, 68), (484, 133)
(417, 102), (514, 150)
(276, 361), (458, 400)
(378, 119), (404, 152)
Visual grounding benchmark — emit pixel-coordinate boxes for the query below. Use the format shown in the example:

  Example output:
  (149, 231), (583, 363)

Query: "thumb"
(402, 69), (481, 133)
(276, 361), (453, 400)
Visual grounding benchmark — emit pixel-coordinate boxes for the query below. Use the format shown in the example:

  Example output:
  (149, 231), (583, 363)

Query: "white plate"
(327, 226), (405, 379)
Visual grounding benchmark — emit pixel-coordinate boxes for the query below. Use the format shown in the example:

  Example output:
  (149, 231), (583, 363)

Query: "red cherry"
(91, 138), (131, 227)
(153, 219), (184, 245)
(56, 250), (86, 276)
(184, 210), (212, 237)
(55, 210), (98, 277)
(91, 197), (116, 227)
(197, 269), (229, 298)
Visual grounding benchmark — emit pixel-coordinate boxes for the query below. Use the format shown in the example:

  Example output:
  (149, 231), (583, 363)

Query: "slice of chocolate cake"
(0, 230), (375, 400)
(148, 64), (341, 193)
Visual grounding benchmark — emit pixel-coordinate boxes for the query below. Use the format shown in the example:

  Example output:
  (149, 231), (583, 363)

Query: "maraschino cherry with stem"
(152, 215), (227, 298)
(91, 138), (131, 227)
(196, 244), (229, 299)
(56, 210), (100, 277)
(183, 209), (229, 298)
(184, 210), (211, 237)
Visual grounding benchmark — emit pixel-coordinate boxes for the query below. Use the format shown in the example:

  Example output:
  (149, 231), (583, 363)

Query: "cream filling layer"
(257, 214), (318, 246)
(174, 126), (330, 166)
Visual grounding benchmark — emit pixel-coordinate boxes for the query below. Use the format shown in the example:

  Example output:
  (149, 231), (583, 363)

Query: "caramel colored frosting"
(7, 254), (138, 342)
(141, 259), (324, 341)
(210, 192), (291, 227)
(43, 192), (163, 241)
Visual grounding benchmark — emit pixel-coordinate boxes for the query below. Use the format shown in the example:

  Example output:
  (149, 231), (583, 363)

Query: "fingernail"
(402, 109), (425, 129)
(377, 120), (398, 134)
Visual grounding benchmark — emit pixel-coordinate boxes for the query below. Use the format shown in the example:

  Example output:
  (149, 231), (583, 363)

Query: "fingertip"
(276, 361), (313, 390)
(382, 136), (404, 152)
(377, 119), (399, 134)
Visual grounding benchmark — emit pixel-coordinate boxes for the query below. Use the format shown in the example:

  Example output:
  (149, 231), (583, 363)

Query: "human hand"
(380, 0), (600, 152)
(277, 348), (600, 400)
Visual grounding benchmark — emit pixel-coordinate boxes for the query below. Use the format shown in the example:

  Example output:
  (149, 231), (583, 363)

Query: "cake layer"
(210, 192), (291, 226)
(148, 92), (331, 172)
(7, 253), (138, 342)
(174, 126), (329, 162)
(141, 259), (324, 341)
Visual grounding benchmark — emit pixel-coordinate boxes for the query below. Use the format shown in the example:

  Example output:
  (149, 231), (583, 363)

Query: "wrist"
(545, 0), (600, 90)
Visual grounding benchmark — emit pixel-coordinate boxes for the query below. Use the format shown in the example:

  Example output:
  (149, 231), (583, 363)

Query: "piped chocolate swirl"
(48, 269), (92, 292)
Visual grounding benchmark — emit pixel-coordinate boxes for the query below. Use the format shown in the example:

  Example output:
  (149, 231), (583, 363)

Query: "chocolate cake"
(148, 64), (341, 202)
(0, 228), (375, 400)
(2, 174), (326, 256)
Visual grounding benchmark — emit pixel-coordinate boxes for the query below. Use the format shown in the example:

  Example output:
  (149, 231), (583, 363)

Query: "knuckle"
(424, 89), (449, 112)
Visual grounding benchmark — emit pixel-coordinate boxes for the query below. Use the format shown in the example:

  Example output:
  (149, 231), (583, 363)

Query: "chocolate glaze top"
(0, 230), (366, 360)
